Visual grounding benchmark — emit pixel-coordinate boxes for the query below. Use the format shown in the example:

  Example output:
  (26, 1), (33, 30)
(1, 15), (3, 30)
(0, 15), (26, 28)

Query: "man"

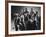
(14, 14), (21, 31)
(19, 15), (25, 31)
(27, 8), (36, 30)
(24, 8), (29, 22)
(35, 11), (40, 30)
(24, 8), (29, 30)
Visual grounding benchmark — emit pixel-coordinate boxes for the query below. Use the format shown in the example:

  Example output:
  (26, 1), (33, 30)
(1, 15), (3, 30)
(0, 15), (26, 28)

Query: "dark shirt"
(24, 16), (28, 22)
(26, 21), (36, 30)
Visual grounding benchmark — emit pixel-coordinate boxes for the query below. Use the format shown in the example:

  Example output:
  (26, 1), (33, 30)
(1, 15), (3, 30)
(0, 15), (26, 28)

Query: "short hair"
(36, 11), (38, 14)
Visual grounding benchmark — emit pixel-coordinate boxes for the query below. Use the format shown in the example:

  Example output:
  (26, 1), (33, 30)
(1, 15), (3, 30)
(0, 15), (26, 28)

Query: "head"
(36, 11), (38, 15)
(31, 8), (33, 12)
(25, 8), (27, 11)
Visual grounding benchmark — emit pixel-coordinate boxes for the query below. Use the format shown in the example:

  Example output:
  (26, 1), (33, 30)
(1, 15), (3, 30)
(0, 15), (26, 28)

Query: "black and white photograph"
(8, 2), (44, 35)
(11, 6), (41, 31)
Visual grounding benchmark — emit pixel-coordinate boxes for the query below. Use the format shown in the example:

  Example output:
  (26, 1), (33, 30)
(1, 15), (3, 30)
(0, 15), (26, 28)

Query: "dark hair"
(36, 11), (38, 14)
